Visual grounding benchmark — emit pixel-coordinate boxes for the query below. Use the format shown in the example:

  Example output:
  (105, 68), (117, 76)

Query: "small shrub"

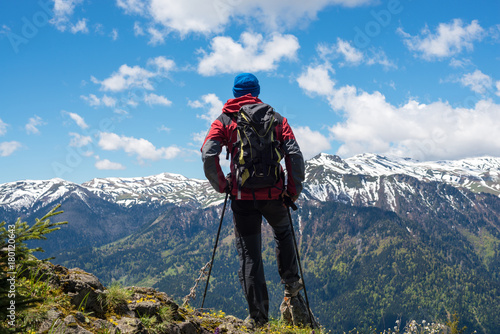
(158, 304), (175, 324)
(99, 282), (133, 310)
(138, 312), (157, 330)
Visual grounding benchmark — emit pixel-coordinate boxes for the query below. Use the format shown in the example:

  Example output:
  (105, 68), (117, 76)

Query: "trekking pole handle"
(284, 195), (298, 211)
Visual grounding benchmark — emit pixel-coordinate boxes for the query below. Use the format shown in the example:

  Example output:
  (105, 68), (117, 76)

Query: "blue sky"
(1, 0), (499, 184)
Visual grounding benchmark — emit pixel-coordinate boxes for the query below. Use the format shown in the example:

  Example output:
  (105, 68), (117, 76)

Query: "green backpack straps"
(233, 103), (284, 198)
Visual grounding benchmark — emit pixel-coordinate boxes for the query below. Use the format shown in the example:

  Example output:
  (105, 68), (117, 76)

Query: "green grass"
(98, 281), (133, 310)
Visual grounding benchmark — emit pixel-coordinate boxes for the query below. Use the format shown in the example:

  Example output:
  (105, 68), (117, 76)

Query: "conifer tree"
(0, 205), (67, 331)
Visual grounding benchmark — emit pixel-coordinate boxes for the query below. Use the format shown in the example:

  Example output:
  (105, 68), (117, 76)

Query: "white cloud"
(449, 58), (473, 68)
(147, 27), (166, 45)
(102, 95), (117, 107)
(116, 0), (146, 14)
(69, 132), (92, 147)
(365, 48), (396, 69)
(93, 64), (156, 91)
(63, 111), (89, 129)
(25, 116), (45, 134)
(191, 130), (207, 146)
(496, 81), (500, 97)
(319, 39), (396, 69)
(335, 39), (363, 65)
(198, 32), (299, 76)
(70, 18), (89, 34)
(0, 141), (22, 157)
(490, 24), (500, 42)
(144, 93), (172, 106)
(51, 0), (84, 31)
(94, 23), (104, 34)
(92, 56), (175, 92)
(133, 21), (145, 36)
(110, 28), (119, 40)
(331, 94), (500, 161)
(293, 126), (331, 160)
(114, 108), (129, 115)
(126, 98), (139, 107)
(81, 94), (101, 106)
(459, 70), (493, 94)
(147, 56), (176, 73)
(0, 24), (10, 36)
(298, 63), (500, 161)
(81, 94), (117, 107)
(148, 0), (230, 35)
(158, 125), (171, 132)
(297, 63), (336, 96)
(95, 158), (126, 170)
(0, 119), (8, 136)
(98, 132), (181, 162)
(398, 19), (485, 60)
(189, 93), (223, 122)
(135, 0), (374, 36)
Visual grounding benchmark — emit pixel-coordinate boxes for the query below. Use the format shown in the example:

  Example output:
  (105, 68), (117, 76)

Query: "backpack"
(232, 103), (284, 196)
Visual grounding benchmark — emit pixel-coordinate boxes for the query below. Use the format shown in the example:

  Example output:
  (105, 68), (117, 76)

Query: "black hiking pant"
(231, 199), (300, 323)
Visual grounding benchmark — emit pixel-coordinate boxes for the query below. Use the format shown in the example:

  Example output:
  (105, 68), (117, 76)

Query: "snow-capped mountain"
(307, 153), (500, 192)
(2, 152), (500, 267)
(0, 173), (223, 216)
(0, 178), (90, 212)
(82, 172), (222, 208)
(303, 153), (500, 210)
(1, 153), (499, 216)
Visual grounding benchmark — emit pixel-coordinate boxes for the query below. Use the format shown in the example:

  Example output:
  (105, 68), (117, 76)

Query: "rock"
(216, 315), (246, 334)
(19, 261), (68, 288)
(74, 311), (87, 323)
(178, 321), (198, 334)
(128, 299), (161, 317)
(24, 262), (107, 318)
(67, 268), (105, 291)
(62, 268), (106, 317)
(44, 315), (94, 334)
(280, 294), (319, 328)
(115, 316), (147, 334)
(163, 323), (183, 334)
(127, 286), (185, 322)
(38, 309), (64, 333)
(67, 288), (105, 318)
(90, 319), (120, 334)
(165, 321), (212, 334)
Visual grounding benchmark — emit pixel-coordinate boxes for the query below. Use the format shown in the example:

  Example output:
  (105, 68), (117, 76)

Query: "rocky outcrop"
(21, 261), (323, 334)
(26, 262), (310, 334)
(19, 262), (185, 333)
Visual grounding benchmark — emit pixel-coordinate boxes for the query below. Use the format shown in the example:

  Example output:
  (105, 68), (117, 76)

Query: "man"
(201, 73), (305, 328)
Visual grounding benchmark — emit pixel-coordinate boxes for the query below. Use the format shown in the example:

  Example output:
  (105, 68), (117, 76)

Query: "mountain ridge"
(1, 153), (499, 214)
(2, 152), (499, 257)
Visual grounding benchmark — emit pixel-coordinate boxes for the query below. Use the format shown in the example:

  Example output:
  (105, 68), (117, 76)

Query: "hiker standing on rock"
(201, 73), (305, 328)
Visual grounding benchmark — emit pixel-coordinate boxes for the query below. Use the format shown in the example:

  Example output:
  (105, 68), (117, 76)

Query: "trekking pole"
(284, 196), (314, 327)
(201, 192), (229, 309)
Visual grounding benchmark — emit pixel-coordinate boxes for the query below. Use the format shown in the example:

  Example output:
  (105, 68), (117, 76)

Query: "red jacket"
(201, 94), (305, 200)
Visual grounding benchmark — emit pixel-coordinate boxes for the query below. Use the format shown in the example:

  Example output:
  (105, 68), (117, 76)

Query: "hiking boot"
(243, 316), (267, 330)
(284, 279), (304, 297)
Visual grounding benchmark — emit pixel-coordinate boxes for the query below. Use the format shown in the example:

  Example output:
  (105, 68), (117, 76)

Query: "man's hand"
(282, 191), (298, 201)
(282, 191), (298, 210)
(224, 173), (232, 194)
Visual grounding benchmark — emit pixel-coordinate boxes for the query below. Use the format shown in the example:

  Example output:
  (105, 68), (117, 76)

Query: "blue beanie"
(232, 73), (260, 97)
